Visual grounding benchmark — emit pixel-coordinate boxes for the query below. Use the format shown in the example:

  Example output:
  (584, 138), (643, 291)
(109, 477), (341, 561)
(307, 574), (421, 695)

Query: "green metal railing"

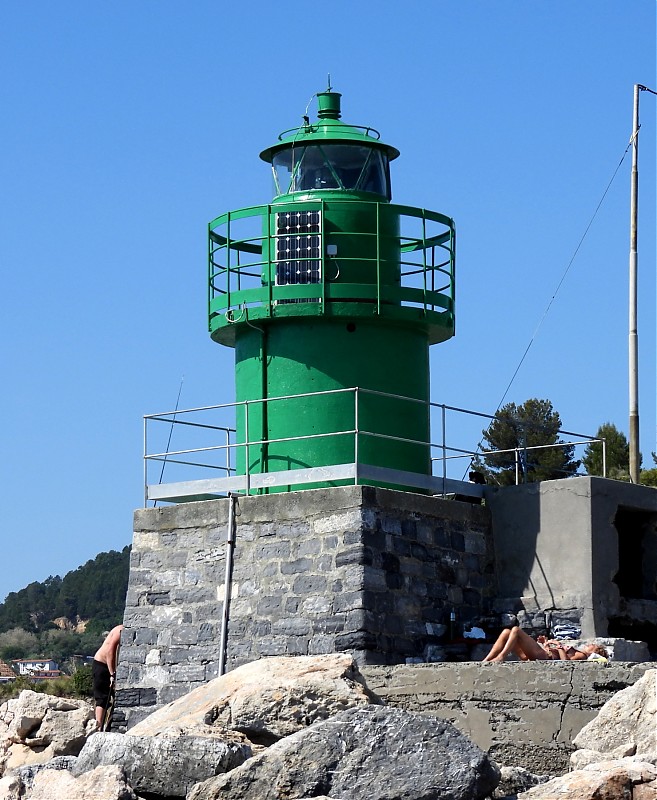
(208, 200), (455, 337)
(144, 389), (603, 505)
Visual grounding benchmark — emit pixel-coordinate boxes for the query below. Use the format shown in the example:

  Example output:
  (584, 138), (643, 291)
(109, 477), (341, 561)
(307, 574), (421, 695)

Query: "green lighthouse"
(208, 89), (455, 493)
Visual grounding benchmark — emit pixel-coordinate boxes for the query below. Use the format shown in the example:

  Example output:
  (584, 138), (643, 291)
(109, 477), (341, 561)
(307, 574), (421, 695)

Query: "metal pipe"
(218, 492), (237, 676)
(629, 83), (640, 483)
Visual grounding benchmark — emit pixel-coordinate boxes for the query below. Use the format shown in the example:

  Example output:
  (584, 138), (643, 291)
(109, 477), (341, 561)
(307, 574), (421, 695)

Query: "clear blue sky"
(1, 2), (655, 603)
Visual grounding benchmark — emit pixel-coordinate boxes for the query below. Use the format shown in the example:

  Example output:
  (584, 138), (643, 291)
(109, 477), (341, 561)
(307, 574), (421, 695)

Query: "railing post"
(244, 402), (250, 496)
(143, 416), (148, 508)
(354, 388), (359, 485)
(441, 404), (447, 488)
(515, 449), (520, 485)
(602, 438), (607, 478)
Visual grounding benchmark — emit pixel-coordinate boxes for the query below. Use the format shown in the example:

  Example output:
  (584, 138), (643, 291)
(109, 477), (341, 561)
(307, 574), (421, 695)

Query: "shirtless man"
(482, 626), (607, 663)
(92, 624), (123, 726)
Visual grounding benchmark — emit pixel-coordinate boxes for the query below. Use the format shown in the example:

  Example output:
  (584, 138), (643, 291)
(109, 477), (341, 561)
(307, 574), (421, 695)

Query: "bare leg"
(95, 705), (104, 726)
(482, 628), (512, 662)
(489, 627), (551, 663)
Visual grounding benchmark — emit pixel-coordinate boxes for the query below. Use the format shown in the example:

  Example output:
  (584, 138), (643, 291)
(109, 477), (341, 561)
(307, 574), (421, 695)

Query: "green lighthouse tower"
(208, 89), (455, 493)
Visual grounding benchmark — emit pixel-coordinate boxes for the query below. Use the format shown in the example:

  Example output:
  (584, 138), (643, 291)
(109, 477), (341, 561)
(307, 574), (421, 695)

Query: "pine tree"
(479, 398), (580, 486)
(582, 422), (630, 479)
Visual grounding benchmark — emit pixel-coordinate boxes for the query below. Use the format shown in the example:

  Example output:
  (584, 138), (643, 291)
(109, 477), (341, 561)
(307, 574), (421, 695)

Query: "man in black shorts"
(92, 624), (123, 727)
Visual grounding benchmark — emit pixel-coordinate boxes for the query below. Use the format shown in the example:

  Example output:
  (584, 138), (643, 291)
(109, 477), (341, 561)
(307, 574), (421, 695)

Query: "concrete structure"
(487, 476), (657, 645)
(361, 661), (656, 775)
(118, 476), (657, 729)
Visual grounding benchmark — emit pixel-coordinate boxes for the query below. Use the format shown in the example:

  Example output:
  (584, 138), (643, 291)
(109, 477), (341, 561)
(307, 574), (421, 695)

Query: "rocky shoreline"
(0, 655), (655, 799)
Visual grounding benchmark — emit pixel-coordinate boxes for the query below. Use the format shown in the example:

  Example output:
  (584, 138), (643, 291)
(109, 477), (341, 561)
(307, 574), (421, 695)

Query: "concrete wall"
(118, 485), (494, 728)
(485, 476), (657, 638)
(361, 661), (656, 775)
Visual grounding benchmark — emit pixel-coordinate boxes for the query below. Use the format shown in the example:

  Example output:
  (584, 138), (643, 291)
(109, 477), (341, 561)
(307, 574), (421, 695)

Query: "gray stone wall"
(361, 661), (656, 775)
(118, 485), (493, 728)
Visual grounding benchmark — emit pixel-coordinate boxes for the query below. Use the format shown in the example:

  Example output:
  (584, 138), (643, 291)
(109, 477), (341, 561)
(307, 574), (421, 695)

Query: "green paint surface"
(235, 318), (430, 486)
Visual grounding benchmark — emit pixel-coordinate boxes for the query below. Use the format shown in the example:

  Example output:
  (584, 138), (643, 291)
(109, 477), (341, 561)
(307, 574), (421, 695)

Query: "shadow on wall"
(610, 504), (657, 653)
(484, 483), (544, 622)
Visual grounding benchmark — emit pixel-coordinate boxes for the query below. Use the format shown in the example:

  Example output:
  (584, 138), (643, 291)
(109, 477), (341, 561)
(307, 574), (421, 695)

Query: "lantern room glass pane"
(272, 144), (390, 198)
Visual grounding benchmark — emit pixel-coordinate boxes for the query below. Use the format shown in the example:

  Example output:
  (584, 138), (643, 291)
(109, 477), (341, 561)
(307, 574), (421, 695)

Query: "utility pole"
(628, 84), (656, 483)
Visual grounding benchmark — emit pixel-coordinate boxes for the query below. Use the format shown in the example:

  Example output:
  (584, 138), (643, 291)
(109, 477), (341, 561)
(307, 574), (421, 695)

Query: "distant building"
(0, 660), (15, 683)
(11, 659), (62, 681)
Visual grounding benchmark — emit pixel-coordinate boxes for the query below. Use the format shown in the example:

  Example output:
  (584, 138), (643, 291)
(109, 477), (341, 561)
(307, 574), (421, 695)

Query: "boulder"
(130, 653), (378, 745)
(572, 668), (656, 765)
(492, 765), (550, 798)
(13, 756), (78, 793)
(517, 758), (657, 799)
(570, 742), (637, 771)
(0, 773), (22, 800)
(0, 691), (94, 774)
(187, 705), (500, 800)
(73, 730), (250, 798)
(27, 764), (136, 800)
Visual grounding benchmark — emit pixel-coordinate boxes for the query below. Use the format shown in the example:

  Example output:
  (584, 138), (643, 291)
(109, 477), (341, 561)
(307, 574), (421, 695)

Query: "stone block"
(293, 575), (328, 594)
(312, 615), (346, 634)
(273, 617), (312, 636)
(285, 636), (310, 655)
(255, 595), (281, 614)
(258, 637), (288, 656)
(280, 557), (314, 574)
(257, 541), (292, 559)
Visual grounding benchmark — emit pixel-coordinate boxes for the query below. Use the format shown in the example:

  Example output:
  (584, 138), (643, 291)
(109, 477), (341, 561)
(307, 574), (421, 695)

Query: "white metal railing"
(143, 388), (605, 505)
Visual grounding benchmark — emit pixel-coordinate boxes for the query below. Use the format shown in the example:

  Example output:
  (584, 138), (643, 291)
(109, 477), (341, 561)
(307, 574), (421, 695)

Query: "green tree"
(583, 422), (630, 480)
(0, 628), (39, 660)
(479, 398), (580, 486)
(640, 452), (657, 487)
(71, 665), (93, 697)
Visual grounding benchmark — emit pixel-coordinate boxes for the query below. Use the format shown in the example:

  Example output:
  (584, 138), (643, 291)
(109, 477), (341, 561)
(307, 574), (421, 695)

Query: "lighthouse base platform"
(116, 478), (657, 730)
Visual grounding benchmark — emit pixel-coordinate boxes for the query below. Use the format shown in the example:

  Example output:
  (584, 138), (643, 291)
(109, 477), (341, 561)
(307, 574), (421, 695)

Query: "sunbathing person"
(482, 626), (608, 663)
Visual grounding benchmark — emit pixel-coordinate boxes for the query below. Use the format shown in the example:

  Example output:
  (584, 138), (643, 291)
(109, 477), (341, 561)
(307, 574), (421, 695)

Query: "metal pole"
(629, 84), (640, 483)
(218, 493), (237, 676)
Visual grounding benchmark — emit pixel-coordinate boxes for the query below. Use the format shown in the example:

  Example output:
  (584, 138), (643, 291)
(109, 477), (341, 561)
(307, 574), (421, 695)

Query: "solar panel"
(275, 211), (321, 303)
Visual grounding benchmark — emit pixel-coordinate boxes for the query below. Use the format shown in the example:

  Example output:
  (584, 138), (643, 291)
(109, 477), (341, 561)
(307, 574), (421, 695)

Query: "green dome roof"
(259, 91), (400, 163)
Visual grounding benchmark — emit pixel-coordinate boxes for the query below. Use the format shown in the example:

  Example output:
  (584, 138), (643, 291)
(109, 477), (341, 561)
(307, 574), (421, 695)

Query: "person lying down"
(482, 626), (608, 663)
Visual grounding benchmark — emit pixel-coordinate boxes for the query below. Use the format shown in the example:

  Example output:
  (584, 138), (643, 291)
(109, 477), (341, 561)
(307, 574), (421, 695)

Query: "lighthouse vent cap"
(317, 91), (341, 119)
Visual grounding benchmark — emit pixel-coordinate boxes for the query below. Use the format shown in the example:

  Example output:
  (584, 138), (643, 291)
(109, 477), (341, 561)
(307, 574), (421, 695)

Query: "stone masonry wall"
(117, 485), (493, 728)
(361, 661), (656, 775)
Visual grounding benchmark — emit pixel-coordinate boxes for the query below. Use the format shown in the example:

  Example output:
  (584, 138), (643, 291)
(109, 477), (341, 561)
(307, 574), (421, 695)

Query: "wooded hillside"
(0, 547), (130, 665)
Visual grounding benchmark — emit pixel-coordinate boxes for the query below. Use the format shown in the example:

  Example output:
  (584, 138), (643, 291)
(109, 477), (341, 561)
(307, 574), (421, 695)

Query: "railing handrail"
(144, 386), (604, 505)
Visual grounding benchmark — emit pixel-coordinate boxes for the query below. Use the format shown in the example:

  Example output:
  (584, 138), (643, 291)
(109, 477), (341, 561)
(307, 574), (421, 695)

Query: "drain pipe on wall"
(218, 492), (238, 676)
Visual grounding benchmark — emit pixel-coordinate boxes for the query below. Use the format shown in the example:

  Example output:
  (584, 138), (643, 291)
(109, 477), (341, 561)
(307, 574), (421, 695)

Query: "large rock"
(73, 730), (250, 798)
(12, 756), (78, 794)
(492, 766), (550, 798)
(572, 668), (657, 766)
(187, 705), (500, 800)
(517, 758), (657, 799)
(28, 764), (136, 800)
(0, 691), (94, 774)
(0, 773), (22, 800)
(130, 654), (378, 744)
